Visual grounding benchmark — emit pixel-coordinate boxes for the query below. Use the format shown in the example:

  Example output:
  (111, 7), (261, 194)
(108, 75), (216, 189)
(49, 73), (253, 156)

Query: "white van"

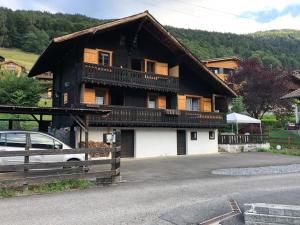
(0, 131), (85, 165)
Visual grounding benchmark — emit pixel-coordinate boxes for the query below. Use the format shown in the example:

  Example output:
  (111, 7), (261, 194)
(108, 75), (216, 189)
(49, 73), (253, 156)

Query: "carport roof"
(0, 105), (110, 116)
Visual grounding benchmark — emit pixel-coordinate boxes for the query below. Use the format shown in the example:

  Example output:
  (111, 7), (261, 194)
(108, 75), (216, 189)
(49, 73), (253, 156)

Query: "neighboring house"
(35, 72), (53, 82)
(35, 72), (53, 98)
(0, 60), (27, 75)
(202, 57), (241, 81)
(28, 11), (236, 158)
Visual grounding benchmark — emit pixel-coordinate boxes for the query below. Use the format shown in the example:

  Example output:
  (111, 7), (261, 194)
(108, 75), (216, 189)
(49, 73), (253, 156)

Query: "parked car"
(0, 131), (85, 166)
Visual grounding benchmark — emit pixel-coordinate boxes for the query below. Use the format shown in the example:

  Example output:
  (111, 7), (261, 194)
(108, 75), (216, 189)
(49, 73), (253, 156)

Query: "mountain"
(1, 7), (300, 69)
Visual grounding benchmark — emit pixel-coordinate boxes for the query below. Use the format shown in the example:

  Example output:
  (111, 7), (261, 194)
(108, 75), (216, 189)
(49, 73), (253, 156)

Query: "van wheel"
(64, 159), (88, 172)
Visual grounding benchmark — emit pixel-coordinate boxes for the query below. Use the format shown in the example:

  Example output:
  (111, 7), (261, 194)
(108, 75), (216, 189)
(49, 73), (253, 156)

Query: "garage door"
(121, 130), (134, 158)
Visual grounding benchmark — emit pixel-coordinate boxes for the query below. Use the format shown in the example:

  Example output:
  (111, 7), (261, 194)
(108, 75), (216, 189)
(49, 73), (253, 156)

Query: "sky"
(1, 0), (300, 34)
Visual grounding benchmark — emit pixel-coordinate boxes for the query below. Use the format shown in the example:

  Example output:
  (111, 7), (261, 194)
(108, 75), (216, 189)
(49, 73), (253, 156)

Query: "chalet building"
(0, 60), (27, 75)
(29, 11), (236, 158)
(203, 57), (240, 81)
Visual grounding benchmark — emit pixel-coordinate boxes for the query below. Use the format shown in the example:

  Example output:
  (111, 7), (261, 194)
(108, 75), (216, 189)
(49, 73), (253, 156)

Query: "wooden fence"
(218, 134), (269, 145)
(269, 137), (300, 149)
(0, 146), (120, 187)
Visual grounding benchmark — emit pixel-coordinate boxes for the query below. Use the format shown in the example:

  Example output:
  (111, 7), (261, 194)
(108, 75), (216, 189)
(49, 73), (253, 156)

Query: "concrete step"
(244, 212), (300, 224)
(244, 203), (300, 225)
(245, 203), (300, 217)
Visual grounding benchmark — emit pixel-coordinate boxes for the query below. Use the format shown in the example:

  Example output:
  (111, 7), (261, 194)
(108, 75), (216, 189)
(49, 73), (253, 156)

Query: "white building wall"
(186, 129), (218, 155)
(135, 128), (177, 158)
(75, 127), (218, 157)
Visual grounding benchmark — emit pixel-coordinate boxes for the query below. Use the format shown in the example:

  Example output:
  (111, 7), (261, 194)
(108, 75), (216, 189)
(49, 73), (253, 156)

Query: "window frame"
(191, 131), (197, 141)
(147, 93), (158, 109)
(209, 131), (215, 140)
(97, 49), (113, 67)
(186, 96), (200, 112)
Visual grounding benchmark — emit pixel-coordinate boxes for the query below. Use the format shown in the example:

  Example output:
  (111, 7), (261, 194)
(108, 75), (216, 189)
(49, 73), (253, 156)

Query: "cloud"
(1, 0), (300, 34)
(243, 3), (300, 23)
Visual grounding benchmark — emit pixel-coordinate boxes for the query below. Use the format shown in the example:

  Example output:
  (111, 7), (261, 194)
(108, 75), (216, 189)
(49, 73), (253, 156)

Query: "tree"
(229, 58), (292, 119)
(0, 71), (43, 106)
(231, 96), (245, 113)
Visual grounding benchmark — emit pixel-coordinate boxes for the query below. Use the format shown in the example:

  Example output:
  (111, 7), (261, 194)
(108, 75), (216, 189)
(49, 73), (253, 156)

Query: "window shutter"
(83, 48), (98, 64)
(155, 62), (168, 75)
(169, 65), (179, 77)
(84, 88), (96, 104)
(177, 95), (186, 110)
(158, 96), (166, 109)
(202, 98), (212, 112)
(104, 90), (109, 105)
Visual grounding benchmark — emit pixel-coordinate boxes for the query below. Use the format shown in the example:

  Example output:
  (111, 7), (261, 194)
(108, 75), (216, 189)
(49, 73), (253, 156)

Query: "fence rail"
(218, 134), (269, 145)
(80, 63), (179, 93)
(86, 105), (226, 128)
(0, 146), (120, 187)
(269, 137), (300, 148)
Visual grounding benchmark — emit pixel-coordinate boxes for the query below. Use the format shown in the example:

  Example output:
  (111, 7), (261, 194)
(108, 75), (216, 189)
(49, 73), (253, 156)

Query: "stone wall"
(219, 143), (270, 153)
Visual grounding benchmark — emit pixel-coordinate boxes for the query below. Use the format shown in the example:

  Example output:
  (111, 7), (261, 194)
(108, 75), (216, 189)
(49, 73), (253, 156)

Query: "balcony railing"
(84, 105), (226, 128)
(79, 63), (179, 92)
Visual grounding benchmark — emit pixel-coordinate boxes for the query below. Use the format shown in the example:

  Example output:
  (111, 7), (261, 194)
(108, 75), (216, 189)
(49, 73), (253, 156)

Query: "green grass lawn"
(0, 48), (39, 70)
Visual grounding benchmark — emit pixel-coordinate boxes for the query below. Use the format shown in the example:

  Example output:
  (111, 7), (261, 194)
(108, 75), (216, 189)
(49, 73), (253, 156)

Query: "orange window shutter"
(84, 88), (96, 104)
(158, 96), (166, 109)
(155, 62), (168, 75)
(104, 90), (109, 105)
(203, 98), (212, 112)
(83, 48), (98, 64)
(177, 95), (186, 110)
(169, 65), (179, 77)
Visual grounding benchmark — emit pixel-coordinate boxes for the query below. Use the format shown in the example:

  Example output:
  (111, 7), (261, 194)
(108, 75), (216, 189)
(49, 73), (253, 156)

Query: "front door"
(177, 130), (186, 155)
(121, 130), (134, 158)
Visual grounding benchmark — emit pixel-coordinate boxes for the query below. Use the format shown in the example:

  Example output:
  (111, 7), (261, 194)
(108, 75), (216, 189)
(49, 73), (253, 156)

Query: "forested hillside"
(1, 7), (300, 69)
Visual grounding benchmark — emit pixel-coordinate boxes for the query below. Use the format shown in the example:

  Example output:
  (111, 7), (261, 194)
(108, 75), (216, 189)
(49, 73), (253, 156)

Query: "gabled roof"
(0, 60), (26, 70)
(281, 88), (300, 99)
(202, 56), (241, 64)
(28, 11), (236, 97)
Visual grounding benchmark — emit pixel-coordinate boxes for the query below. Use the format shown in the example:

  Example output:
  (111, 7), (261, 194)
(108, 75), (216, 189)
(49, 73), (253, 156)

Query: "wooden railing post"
(111, 146), (121, 183)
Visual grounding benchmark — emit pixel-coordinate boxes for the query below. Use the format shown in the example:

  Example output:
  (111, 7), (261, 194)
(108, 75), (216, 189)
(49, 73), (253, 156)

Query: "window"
(146, 61), (155, 73)
(148, 95), (157, 109)
(209, 131), (215, 140)
(30, 133), (55, 149)
(95, 89), (107, 105)
(6, 133), (26, 147)
(191, 131), (197, 140)
(223, 68), (234, 75)
(99, 51), (110, 67)
(186, 97), (199, 111)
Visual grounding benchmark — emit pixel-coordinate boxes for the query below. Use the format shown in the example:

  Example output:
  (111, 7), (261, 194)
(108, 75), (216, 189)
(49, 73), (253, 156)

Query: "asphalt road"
(1, 152), (300, 225)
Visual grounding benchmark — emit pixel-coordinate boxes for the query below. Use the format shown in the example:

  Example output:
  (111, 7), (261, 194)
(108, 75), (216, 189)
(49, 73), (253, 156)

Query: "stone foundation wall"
(219, 143), (270, 153)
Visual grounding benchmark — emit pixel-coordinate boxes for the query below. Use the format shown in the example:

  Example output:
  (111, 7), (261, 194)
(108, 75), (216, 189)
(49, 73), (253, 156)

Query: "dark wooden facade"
(29, 12), (235, 129)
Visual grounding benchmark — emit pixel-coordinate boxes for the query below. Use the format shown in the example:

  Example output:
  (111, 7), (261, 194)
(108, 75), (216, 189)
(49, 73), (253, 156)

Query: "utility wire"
(136, 0), (255, 21)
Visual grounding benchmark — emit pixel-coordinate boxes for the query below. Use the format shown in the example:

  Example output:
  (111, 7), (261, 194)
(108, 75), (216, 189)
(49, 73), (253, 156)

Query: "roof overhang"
(281, 88), (300, 99)
(28, 11), (236, 97)
(0, 105), (110, 116)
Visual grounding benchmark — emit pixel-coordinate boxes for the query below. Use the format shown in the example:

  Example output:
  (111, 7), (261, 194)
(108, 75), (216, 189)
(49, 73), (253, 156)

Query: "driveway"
(1, 152), (300, 225)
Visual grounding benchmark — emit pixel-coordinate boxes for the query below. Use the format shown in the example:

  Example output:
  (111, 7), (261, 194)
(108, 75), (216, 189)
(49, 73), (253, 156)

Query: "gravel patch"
(212, 164), (300, 176)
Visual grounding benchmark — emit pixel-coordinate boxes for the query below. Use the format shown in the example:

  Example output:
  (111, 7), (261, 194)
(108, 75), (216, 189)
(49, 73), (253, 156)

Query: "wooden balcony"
(85, 105), (226, 128)
(79, 63), (179, 92)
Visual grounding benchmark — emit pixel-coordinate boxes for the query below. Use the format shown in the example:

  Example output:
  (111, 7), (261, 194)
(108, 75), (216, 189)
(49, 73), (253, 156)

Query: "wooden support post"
(84, 116), (89, 173)
(79, 127), (82, 148)
(8, 120), (13, 130)
(288, 137), (291, 149)
(23, 134), (30, 191)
